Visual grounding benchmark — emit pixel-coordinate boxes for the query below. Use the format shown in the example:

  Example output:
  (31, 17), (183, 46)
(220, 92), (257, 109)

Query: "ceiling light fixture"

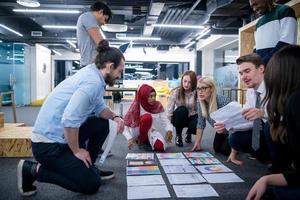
(101, 24), (127, 32)
(17, 0), (40, 8)
(43, 25), (76, 29)
(184, 41), (196, 49)
(152, 24), (205, 29)
(195, 28), (211, 40)
(0, 24), (23, 37)
(52, 50), (62, 56)
(13, 9), (80, 14)
(117, 36), (161, 41)
(66, 40), (76, 48)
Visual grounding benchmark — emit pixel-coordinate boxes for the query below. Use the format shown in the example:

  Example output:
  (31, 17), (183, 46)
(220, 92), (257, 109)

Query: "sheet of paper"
(159, 158), (191, 166)
(167, 173), (206, 184)
(202, 173), (244, 183)
(195, 164), (232, 174)
(156, 152), (185, 159)
(128, 185), (170, 199)
(126, 153), (154, 160)
(127, 160), (156, 166)
(189, 157), (221, 165)
(127, 175), (165, 186)
(210, 101), (253, 132)
(173, 184), (219, 198)
(127, 166), (160, 175)
(162, 165), (198, 174)
(184, 152), (214, 158)
(98, 119), (117, 165)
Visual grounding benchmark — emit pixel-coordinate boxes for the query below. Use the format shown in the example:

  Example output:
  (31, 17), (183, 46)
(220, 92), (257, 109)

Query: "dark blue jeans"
(229, 121), (270, 161)
(32, 116), (109, 194)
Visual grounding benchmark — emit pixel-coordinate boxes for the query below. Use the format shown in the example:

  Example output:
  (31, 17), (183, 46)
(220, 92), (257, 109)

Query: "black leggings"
(171, 106), (197, 138)
(32, 116), (109, 194)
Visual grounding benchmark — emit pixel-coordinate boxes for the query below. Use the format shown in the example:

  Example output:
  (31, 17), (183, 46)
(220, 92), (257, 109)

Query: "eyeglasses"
(197, 86), (210, 92)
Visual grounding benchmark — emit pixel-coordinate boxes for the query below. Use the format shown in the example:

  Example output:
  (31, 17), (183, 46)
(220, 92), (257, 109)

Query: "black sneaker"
(99, 170), (115, 180)
(175, 136), (183, 147)
(185, 134), (192, 143)
(17, 160), (37, 196)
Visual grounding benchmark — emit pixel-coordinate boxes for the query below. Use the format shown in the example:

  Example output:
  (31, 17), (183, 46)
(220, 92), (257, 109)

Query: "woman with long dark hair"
(247, 45), (300, 200)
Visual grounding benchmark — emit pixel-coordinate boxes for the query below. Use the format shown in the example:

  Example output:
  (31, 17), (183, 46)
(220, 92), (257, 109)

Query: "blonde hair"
(198, 77), (217, 118)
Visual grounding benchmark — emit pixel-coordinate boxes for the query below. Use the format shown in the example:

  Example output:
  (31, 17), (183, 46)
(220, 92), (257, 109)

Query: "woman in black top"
(246, 45), (300, 200)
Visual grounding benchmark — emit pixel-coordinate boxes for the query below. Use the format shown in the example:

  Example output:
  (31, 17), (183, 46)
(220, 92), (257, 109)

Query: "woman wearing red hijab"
(123, 84), (173, 151)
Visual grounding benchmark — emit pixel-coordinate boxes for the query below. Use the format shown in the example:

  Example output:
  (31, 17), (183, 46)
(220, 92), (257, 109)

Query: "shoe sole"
(101, 173), (115, 181)
(17, 160), (37, 197)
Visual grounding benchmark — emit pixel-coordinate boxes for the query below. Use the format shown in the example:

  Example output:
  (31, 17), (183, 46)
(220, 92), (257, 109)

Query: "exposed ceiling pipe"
(161, 9), (184, 36)
(163, 9), (188, 38)
(156, 8), (176, 35)
(181, 0), (202, 23)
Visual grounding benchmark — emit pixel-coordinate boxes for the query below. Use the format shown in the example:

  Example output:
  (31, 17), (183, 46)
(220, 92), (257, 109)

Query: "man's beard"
(105, 73), (115, 86)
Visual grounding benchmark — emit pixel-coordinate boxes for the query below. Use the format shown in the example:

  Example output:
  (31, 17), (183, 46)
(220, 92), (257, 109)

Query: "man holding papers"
(227, 53), (269, 165)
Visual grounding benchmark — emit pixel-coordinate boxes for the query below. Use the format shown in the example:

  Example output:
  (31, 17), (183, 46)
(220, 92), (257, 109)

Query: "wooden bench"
(0, 123), (32, 157)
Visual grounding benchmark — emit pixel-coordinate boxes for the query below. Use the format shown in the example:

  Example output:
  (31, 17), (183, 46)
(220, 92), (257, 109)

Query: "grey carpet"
(0, 106), (269, 200)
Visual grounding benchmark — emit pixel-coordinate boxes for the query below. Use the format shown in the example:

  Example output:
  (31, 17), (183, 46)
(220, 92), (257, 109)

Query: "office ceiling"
(0, 0), (290, 51)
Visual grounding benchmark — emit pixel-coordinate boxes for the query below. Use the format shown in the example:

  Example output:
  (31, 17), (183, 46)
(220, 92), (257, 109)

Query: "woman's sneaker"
(99, 170), (115, 180)
(17, 160), (37, 196)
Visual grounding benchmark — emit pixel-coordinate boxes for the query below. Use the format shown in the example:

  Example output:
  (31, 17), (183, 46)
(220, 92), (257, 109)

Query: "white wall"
(124, 47), (196, 72)
(196, 35), (238, 78)
(30, 44), (52, 101)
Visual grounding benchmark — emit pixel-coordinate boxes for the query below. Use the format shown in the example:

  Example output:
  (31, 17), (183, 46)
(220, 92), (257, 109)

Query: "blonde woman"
(167, 70), (197, 147)
(192, 77), (231, 156)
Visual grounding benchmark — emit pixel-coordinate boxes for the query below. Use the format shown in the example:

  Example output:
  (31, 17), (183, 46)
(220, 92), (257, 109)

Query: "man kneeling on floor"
(17, 40), (125, 196)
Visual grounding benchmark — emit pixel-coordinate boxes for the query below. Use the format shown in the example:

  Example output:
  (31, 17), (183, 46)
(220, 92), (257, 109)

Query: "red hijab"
(124, 84), (164, 128)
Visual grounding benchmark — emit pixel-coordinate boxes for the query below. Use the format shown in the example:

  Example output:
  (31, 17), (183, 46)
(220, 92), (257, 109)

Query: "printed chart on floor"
(127, 185), (171, 200)
(173, 184), (219, 198)
(127, 166), (160, 175)
(202, 173), (244, 183)
(189, 157), (221, 165)
(195, 164), (233, 174)
(127, 159), (156, 166)
(167, 173), (207, 184)
(126, 153), (154, 160)
(184, 152), (214, 158)
(162, 165), (198, 174)
(127, 175), (165, 186)
(156, 152), (185, 159)
(159, 158), (191, 166)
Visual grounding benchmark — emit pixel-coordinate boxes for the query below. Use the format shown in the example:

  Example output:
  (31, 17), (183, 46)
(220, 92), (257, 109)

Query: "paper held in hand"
(210, 101), (253, 132)
(98, 119), (118, 165)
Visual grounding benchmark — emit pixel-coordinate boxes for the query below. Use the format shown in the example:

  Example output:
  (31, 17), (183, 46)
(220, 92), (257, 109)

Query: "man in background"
(249, 0), (297, 65)
(77, 1), (112, 68)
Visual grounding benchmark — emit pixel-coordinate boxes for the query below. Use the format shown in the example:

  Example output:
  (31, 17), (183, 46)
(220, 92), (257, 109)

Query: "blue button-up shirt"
(32, 64), (108, 143)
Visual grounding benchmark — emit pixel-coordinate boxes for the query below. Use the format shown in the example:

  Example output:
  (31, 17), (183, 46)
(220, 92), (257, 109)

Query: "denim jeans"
(32, 116), (109, 194)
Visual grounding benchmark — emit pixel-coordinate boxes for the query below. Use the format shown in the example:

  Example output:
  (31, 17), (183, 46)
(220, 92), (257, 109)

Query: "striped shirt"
(254, 4), (297, 64)
(196, 95), (230, 129)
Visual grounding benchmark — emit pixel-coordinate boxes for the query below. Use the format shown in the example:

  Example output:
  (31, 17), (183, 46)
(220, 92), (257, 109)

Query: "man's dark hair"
(90, 1), (112, 21)
(236, 53), (264, 68)
(95, 40), (125, 70)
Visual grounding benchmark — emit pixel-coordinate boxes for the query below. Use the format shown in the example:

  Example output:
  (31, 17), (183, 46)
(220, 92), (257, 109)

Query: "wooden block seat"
(0, 123), (32, 157)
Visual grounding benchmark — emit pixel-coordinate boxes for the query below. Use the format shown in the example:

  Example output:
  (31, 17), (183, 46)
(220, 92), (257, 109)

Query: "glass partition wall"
(0, 43), (31, 105)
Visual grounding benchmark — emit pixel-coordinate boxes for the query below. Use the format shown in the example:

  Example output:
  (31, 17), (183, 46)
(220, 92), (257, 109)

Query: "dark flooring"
(0, 105), (269, 200)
